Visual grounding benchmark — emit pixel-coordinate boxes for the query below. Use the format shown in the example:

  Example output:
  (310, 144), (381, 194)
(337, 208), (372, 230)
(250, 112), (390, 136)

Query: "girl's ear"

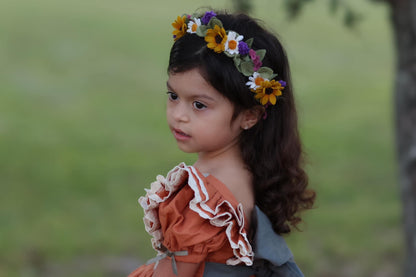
(241, 106), (264, 130)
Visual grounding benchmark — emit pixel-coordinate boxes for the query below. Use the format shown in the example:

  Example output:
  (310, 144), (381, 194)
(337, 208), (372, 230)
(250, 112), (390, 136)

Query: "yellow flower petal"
(205, 25), (227, 53)
(206, 41), (216, 48)
(269, 94), (277, 105)
(172, 15), (187, 41)
(261, 95), (269, 105)
(214, 44), (224, 53)
(252, 79), (284, 105)
(254, 93), (264, 100)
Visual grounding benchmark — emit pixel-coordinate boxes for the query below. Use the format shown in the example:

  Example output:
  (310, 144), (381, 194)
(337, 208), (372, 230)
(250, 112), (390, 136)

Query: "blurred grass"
(0, 0), (400, 276)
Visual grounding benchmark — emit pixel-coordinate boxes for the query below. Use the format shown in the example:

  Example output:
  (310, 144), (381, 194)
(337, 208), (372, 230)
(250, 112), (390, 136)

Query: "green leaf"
(257, 67), (274, 79)
(234, 55), (243, 66)
(196, 25), (208, 37)
(240, 61), (254, 76)
(224, 51), (235, 58)
(191, 12), (202, 19)
(242, 55), (251, 62)
(245, 38), (254, 48)
(234, 57), (242, 72)
(256, 49), (266, 61)
(208, 18), (223, 29)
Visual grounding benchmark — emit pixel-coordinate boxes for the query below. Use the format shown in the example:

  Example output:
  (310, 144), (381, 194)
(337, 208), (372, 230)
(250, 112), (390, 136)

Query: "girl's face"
(166, 68), (245, 156)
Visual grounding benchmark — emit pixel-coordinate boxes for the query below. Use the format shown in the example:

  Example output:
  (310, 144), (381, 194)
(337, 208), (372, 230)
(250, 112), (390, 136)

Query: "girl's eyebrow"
(166, 81), (216, 102)
(166, 81), (174, 91)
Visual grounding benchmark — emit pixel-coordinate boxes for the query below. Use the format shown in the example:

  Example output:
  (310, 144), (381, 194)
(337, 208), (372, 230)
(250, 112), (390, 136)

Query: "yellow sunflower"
(205, 25), (227, 53)
(172, 15), (187, 41)
(253, 80), (284, 105)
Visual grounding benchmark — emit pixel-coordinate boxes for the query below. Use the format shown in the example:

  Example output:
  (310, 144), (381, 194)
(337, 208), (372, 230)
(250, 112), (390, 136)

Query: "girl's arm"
(153, 257), (201, 277)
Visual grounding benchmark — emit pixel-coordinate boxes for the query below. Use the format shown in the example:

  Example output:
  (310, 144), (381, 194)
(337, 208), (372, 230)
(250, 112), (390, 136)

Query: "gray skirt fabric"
(203, 206), (304, 277)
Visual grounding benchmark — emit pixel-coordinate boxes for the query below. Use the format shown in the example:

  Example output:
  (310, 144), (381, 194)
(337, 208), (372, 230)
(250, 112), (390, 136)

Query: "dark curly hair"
(168, 11), (315, 235)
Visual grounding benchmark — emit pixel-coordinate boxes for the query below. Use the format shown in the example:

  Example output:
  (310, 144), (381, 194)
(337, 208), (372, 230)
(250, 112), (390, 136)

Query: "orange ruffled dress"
(128, 163), (253, 277)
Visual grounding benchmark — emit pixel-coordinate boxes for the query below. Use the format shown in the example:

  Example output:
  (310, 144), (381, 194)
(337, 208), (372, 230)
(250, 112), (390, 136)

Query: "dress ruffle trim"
(138, 163), (254, 266)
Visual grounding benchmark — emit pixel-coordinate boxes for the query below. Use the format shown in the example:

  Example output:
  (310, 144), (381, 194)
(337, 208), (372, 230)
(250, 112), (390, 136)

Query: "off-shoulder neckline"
(191, 166), (251, 229)
(193, 167), (240, 205)
(186, 164), (296, 270)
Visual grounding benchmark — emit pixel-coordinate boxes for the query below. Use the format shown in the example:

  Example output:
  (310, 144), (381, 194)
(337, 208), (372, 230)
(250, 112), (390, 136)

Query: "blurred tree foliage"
(232, 0), (252, 13)
(281, 0), (362, 27)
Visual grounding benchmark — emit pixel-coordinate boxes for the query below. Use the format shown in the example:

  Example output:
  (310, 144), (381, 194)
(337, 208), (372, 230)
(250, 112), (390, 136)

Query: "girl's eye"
(167, 91), (178, 101)
(193, 101), (207, 110)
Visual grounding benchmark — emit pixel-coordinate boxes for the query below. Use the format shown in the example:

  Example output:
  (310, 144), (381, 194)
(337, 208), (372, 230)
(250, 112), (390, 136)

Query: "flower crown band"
(172, 11), (286, 106)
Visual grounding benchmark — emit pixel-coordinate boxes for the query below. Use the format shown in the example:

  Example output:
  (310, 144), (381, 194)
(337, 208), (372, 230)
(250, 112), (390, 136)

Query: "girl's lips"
(172, 128), (191, 141)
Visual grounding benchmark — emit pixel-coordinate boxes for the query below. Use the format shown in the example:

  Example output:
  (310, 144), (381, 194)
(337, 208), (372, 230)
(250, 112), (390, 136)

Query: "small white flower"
(225, 31), (243, 55)
(246, 72), (268, 90)
(187, 18), (201, 34)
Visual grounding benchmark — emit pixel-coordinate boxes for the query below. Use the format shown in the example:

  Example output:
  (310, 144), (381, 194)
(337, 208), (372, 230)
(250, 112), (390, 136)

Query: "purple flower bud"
(253, 60), (262, 71)
(279, 80), (287, 87)
(238, 41), (250, 56)
(201, 11), (217, 25)
(249, 49), (257, 60)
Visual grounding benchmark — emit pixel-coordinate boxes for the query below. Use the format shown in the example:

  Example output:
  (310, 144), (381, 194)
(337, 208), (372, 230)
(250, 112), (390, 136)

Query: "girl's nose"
(171, 104), (189, 122)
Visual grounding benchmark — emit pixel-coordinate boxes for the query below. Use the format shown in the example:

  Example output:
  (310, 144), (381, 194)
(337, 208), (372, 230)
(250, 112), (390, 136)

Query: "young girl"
(129, 10), (315, 277)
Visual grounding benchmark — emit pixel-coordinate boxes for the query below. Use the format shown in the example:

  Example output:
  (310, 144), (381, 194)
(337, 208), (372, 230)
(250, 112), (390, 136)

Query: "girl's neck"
(193, 143), (245, 176)
(194, 142), (254, 228)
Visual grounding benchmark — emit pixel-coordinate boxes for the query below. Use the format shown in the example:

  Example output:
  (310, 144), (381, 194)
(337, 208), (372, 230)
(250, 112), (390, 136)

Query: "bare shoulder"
(213, 167), (254, 221)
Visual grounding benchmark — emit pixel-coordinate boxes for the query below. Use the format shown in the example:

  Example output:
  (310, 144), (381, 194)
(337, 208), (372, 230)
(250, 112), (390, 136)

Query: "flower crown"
(172, 11), (286, 106)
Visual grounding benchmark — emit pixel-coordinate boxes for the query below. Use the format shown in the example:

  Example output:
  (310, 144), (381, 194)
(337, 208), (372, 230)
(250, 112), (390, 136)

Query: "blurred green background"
(0, 0), (400, 276)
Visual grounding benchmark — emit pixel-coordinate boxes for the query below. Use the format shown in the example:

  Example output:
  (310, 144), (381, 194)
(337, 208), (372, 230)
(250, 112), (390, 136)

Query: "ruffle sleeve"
(138, 163), (254, 266)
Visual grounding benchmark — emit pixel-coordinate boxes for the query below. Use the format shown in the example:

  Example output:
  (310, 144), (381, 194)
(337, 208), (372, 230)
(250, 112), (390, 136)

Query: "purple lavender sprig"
(201, 11), (217, 25)
(249, 49), (262, 71)
(238, 41), (250, 56)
